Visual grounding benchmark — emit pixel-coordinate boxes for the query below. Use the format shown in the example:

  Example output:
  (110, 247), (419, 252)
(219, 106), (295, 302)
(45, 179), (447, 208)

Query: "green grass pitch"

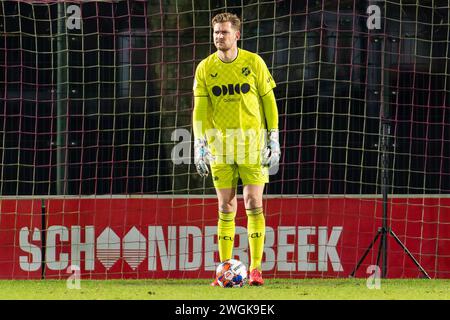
(0, 278), (448, 300)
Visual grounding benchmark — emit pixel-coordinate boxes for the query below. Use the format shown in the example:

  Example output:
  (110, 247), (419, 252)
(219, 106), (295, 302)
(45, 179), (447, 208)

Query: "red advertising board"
(0, 197), (449, 279)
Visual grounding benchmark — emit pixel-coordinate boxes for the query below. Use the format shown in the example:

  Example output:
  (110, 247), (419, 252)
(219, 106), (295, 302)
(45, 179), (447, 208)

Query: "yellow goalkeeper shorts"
(210, 162), (269, 189)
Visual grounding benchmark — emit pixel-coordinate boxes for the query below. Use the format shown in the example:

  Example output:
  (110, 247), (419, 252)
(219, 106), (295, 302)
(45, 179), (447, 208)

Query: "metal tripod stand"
(350, 14), (430, 278)
(349, 122), (430, 279)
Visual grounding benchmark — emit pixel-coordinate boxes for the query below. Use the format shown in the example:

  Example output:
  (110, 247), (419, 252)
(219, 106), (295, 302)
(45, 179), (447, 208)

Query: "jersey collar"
(216, 48), (240, 64)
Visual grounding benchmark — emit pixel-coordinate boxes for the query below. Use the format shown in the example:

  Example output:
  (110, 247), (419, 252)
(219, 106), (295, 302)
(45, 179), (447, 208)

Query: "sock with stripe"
(217, 211), (236, 262)
(246, 207), (265, 271)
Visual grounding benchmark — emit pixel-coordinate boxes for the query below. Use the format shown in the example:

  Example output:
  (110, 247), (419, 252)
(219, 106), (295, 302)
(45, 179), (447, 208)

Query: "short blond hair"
(211, 12), (241, 31)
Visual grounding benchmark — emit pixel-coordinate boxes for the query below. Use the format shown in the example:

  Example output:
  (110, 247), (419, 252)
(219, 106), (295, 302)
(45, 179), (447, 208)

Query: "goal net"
(0, 0), (449, 279)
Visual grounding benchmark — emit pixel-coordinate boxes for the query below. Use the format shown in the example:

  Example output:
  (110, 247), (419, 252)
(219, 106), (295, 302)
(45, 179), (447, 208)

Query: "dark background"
(0, 0), (449, 196)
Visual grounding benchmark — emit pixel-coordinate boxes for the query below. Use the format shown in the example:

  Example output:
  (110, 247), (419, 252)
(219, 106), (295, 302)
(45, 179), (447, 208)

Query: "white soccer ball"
(215, 259), (247, 288)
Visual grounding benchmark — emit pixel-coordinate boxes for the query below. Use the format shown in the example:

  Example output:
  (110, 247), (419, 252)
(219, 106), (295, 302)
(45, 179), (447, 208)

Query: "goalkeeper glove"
(262, 129), (281, 169)
(194, 138), (214, 177)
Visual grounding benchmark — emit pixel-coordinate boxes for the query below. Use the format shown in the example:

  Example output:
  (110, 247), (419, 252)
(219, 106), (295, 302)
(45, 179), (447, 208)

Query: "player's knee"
(219, 200), (236, 213)
(244, 196), (262, 210)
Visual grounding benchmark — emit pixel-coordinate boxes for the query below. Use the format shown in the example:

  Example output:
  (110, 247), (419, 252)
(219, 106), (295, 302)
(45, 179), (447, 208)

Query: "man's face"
(213, 22), (240, 51)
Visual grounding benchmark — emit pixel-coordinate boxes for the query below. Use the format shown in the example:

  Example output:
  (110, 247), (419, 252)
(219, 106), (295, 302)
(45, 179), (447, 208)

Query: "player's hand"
(194, 138), (214, 177)
(262, 129), (281, 169)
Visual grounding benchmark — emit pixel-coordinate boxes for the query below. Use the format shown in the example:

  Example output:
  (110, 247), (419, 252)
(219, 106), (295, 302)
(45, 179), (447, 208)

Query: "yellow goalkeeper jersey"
(193, 48), (276, 158)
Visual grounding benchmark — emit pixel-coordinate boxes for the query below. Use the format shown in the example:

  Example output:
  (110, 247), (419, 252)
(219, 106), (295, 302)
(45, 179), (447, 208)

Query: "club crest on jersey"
(212, 83), (251, 96)
(242, 67), (251, 76)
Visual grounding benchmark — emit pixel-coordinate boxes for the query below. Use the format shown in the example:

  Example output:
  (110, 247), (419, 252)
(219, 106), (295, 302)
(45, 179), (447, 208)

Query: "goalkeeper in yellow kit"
(193, 13), (280, 286)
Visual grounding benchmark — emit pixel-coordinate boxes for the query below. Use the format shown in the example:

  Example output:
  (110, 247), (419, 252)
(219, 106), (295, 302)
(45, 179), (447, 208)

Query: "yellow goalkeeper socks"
(246, 208), (265, 271)
(217, 211), (236, 262)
